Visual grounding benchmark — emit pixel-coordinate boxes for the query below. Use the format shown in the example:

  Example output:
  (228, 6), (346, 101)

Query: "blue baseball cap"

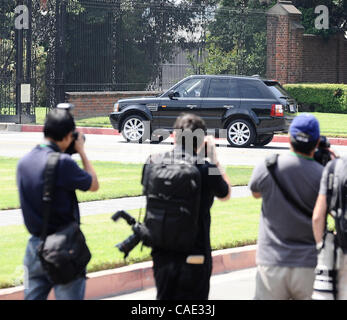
(289, 113), (320, 143)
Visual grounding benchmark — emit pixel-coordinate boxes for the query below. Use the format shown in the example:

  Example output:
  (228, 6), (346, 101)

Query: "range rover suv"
(109, 75), (298, 147)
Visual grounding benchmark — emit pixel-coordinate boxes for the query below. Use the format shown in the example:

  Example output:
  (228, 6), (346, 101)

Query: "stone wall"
(302, 34), (347, 83)
(66, 91), (162, 120)
(266, 1), (346, 84)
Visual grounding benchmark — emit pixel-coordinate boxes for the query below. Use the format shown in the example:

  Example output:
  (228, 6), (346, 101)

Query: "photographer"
(142, 113), (231, 300)
(249, 114), (324, 300)
(17, 108), (99, 300)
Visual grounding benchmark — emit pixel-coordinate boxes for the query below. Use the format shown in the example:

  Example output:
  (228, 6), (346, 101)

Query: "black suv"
(109, 75), (298, 147)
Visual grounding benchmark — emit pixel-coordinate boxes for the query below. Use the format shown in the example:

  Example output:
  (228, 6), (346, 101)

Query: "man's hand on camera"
(74, 132), (85, 155)
(205, 135), (218, 165)
(329, 148), (338, 160)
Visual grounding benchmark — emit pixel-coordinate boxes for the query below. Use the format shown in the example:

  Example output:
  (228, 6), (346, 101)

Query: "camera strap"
(40, 152), (61, 241)
(265, 154), (312, 218)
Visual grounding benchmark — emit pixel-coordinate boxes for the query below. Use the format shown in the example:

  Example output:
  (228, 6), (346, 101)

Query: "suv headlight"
(114, 103), (119, 112)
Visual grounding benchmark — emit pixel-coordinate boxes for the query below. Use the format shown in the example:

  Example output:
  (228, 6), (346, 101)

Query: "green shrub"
(284, 84), (347, 114)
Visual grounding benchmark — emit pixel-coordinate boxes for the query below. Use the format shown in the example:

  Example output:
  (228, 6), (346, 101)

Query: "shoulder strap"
(40, 152), (60, 240)
(328, 158), (341, 215)
(265, 154), (312, 218)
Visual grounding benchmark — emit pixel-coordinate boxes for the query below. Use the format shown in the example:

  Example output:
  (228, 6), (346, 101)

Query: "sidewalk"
(0, 186), (251, 226)
(0, 245), (257, 300)
(2, 123), (347, 146)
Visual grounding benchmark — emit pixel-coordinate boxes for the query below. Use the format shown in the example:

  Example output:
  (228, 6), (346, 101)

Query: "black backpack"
(142, 151), (202, 252)
(326, 157), (347, 253)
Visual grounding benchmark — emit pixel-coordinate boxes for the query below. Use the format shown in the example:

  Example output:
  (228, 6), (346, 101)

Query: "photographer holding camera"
(140, 113), (231, 300)
(249, 114), (324, 300)
(17, 105), (99, 300)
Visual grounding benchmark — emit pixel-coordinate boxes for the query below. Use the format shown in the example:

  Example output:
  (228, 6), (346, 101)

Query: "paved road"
(103, 267), (257, 300)
(0, 131), (292, 166)
(2, 131), (347, 166)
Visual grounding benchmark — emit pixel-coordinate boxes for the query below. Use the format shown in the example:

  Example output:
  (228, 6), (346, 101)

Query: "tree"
(62, 0), (205, 91)
(188, 0), (275, 77)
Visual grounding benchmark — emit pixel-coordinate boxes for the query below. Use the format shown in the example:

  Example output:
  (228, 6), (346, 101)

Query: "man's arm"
(312, 194), (328, 244)
(205, 136), (231, 201)
(252, 192), (262, 199)
(248, 162), (267, 200)
(75, 133), (99, 192)
(215, 161), (231, 201)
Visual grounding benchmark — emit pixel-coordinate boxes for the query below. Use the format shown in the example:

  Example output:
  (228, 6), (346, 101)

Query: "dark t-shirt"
(141, 150), (229, 265)
(17, 144), (92, 236)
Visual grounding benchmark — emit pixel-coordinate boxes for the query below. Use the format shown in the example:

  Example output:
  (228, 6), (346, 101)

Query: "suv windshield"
(264, 81), (292, 99)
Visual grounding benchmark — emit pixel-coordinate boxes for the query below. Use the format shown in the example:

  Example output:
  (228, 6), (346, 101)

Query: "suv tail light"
(271, 104), (284, 117)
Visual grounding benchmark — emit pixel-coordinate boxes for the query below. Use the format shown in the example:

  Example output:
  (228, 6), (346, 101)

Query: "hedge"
(283, 83), (347, 114)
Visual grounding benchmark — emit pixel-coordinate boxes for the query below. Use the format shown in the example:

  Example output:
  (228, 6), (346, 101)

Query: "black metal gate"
(0, 0), (36, 124)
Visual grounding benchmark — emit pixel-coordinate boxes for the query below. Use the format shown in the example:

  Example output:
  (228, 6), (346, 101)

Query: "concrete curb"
(0, 245), (256, 300)
(5, 124), (347, 146)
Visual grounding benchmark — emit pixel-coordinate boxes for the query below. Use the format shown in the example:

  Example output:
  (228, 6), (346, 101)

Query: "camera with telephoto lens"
(314, 136), (333, 166)
(56, 103), (85, 155)
(111, 210), (150, 258)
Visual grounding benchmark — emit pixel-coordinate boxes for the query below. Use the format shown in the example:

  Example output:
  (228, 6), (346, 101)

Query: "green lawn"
(308, 112), (347, 138)
(0, 197), (261, 289)
(35, 108), (347, 137)
(35, 108), (112, 128)
(0, 157), (253, 210)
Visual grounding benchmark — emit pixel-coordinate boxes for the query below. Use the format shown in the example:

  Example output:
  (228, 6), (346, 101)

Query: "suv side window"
(174, 78), (205, 98)
(239, 79), (272, 99)
(207, 79), (231, 98)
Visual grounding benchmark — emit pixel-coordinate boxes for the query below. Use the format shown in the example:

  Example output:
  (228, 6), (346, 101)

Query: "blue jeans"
(23, 236), (86, 300)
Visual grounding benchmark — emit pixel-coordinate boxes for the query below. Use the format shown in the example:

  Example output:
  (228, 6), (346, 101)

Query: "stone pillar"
(266, 1), (304, 84)
(337, 33), (346, 84)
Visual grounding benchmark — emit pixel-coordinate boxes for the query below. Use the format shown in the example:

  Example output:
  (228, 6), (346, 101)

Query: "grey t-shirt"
(249, 152), (323, 268)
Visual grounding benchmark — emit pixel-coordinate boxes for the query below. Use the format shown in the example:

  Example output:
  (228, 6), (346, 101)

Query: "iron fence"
(0, 0), (269, 122)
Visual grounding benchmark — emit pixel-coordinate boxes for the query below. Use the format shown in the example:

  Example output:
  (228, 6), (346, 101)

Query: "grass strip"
(0, 197), (261, 289)
(0, 157), (253, 210)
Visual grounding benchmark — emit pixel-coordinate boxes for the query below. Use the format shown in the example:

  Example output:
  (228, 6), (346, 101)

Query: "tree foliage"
(188, 0), (275, 77)
(63, 0), (207, 90)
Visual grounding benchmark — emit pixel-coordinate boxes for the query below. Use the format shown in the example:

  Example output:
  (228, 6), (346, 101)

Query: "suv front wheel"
(226, 119), (256, 147)
(121, 115), (148, 143)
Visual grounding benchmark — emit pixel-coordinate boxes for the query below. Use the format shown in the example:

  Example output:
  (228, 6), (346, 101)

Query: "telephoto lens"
(312, 232), (342, 300)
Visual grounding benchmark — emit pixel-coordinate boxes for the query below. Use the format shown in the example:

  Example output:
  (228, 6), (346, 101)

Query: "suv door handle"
(187, 104), (198, 109)
(224, 105), (235, 109)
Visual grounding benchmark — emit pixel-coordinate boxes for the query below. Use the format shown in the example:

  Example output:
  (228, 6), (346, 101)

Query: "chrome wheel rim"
(228, 122), (251, 146)
(123, 118), (145, 141)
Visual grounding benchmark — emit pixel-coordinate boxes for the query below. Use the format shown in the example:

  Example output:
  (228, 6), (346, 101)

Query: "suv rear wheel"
(226, 119), (255, 147)
(121, 115), (148, 143)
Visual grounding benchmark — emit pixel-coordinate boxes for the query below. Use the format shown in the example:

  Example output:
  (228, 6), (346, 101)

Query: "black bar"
(15, 0), (24, 124)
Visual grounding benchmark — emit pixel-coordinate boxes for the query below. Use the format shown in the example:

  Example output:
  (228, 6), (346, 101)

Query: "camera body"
(112, 210), (151, 258)
(314, 136), (332, 166)
(56, 103), (85, 155)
